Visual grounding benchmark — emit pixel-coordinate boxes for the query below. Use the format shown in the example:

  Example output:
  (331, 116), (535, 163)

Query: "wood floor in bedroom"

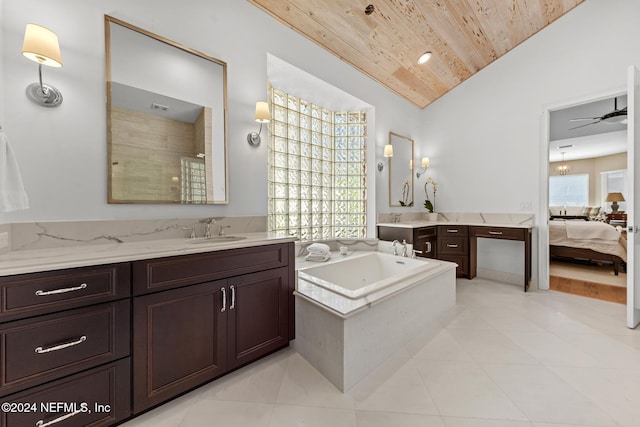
(550, 260), (626, 304)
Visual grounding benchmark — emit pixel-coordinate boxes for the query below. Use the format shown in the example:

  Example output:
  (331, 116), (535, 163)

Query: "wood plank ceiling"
(248, 0), (584, 108)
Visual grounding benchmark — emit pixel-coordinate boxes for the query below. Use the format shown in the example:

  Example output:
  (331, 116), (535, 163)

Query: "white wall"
(417, 0), (640, 277)
(0, 0), (423, 224)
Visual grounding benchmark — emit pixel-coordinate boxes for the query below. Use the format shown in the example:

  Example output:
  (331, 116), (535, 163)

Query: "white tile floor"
(122, 279), (640, 427)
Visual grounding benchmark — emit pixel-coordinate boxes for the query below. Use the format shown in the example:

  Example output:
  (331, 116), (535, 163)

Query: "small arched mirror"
(105, 15), (228, 204)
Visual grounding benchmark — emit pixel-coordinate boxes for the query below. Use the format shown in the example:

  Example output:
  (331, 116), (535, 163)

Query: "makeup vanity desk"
(377, 221), (533, 292)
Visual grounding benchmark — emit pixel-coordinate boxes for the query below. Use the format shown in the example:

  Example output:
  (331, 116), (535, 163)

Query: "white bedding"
(549, 220), (627, 262)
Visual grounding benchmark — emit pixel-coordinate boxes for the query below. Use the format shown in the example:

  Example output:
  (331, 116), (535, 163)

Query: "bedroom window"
(267, 87), (367, 241)
(549, 174), (589, 207)
(601, 169), (627, 212)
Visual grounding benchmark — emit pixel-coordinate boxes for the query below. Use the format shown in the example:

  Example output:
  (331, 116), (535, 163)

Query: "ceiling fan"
(569, 97), (628, 130)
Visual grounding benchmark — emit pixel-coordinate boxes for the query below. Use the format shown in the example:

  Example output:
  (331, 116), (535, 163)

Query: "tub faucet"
(401, 239), (408, 257)
(391, 240), (400, 256)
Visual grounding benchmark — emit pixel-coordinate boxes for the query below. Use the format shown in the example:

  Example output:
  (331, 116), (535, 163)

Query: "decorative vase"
(427, 212), (438, 222)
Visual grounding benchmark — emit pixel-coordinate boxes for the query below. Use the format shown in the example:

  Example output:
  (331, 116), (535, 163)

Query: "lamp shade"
(254, 101), (270, 123)
(605, 192), (625, 202)
(22, 24), (62, 67)
(421, 157), (430, 168)
(383, 144), (393, 157)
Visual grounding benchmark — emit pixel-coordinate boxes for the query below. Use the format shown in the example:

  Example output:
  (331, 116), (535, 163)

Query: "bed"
(548, 219), (627, 275)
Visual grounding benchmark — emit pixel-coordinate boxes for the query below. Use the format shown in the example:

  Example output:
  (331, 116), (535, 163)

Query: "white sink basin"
(190, 236), (247, 244)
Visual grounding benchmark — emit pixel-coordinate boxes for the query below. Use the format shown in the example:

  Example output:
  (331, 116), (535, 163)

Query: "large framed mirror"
(105, 16), (228, 204)
(388, 132), (414, 207)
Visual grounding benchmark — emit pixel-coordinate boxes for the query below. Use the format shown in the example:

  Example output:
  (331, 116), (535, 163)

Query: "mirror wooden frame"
(105, 15), (228, 204)
(388, 131), (414, 207)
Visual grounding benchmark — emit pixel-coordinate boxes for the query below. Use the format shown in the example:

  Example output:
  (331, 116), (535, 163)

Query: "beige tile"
(483, 364), (618, 426)
(500, 330), (599, 367)
(268, 405), (356, 427)
(276, 352), (355, 409)
(548, 366), (640, 427)
(178, 400), (272, 427)
(351, 359), (439, 415)
(356, 410), (446, 427)
(446, 328), (539, 365)
(414, 359), (527, 420)
(412, 329), (474, 362)
(443, 418), (535, 426)
(196, 347), (291, 403)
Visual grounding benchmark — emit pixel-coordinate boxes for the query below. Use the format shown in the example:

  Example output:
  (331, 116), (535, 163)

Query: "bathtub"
(294, 250), (456, 391)
(298, 251), (440, 300)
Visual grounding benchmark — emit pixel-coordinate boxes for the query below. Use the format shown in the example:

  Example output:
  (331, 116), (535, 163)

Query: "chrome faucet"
(391, 240), (400, 256)
(200, 217), (216, 238)
(218, 224), (231, 236)
(401, 239), (408, 257)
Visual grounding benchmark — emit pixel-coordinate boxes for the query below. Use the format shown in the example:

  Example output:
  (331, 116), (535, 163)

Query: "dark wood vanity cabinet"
(0, 241), (295, 425)
(132, 243), (294, 414)
(0, 263), (132, 427)
(437, 225), (470, 278)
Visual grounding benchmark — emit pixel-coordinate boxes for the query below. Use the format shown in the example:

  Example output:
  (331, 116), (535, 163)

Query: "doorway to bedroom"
(547, 94), (628, 304)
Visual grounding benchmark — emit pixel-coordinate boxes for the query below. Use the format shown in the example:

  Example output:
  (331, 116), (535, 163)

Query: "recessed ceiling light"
(417, 51), (432, 64)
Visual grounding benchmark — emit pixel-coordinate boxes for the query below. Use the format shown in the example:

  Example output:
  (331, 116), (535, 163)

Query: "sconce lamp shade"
(22, 24), (62, 67)
(254, 101), (270, 123)
(421, 157), (430, 168)
(383, 144), (393, 157)
(605, 192), (625, 202)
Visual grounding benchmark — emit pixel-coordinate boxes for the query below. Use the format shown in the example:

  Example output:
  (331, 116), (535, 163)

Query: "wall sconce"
(22, 23), (63, 108)
(377, 144), (393, 171)
(247, 101), (270, 146)
(416, 157), (430, 178)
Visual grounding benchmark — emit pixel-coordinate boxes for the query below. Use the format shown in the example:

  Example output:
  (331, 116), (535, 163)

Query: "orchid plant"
(423, 177), (437, 212)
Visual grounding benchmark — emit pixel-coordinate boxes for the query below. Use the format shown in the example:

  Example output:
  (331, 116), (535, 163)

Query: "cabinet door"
(133, 280), (227, 414)
(227, 268), (289, 370)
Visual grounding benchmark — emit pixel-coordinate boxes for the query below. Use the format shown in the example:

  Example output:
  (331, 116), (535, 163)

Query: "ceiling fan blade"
(570, 117), (601, 122)
(569, 120), (600, 130)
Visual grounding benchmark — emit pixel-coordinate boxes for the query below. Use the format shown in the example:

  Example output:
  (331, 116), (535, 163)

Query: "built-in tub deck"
(294, 250), (457, 391)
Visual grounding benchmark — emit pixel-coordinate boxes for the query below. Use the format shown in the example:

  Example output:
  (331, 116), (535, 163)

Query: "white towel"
(307, 242), (330, 255)
(305, 252), (330, 262)
(0, 130), (29, 212)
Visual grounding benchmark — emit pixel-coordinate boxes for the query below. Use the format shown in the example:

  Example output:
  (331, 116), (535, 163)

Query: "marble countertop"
(376, 221), (533, 229)
(0, 232), (296, 276)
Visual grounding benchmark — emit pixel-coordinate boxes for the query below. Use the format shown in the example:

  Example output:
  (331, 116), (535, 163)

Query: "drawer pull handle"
(425, 241), (432, 253)
(230, 285), (236, 310)
(446, 244), (459, 248)
(35, 283), (87, 296)
(488, 231), (503, 235)
(221, 287), (226, 312)
(446, 229), (459, 233)
(36, 409), (83, 427)
(35, 336), (87, 354)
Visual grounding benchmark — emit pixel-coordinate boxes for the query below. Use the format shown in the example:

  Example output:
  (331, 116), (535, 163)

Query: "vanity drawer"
(0, 300), (130, 396)
(470, 226), (525, 241)
(0, 263), (130, 323)
(438, 236), (467, 255)
(438, 225), (468, 236)
(0, 358), (131, 427)
(132, 242), (292, 295)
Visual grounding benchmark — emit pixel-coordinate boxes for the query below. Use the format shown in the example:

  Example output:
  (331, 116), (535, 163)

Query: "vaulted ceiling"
(248, 0), (585, 108)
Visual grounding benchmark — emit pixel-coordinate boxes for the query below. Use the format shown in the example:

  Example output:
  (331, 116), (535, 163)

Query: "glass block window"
(181, 157), (206, 203)
(267, 87), (367, 241)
